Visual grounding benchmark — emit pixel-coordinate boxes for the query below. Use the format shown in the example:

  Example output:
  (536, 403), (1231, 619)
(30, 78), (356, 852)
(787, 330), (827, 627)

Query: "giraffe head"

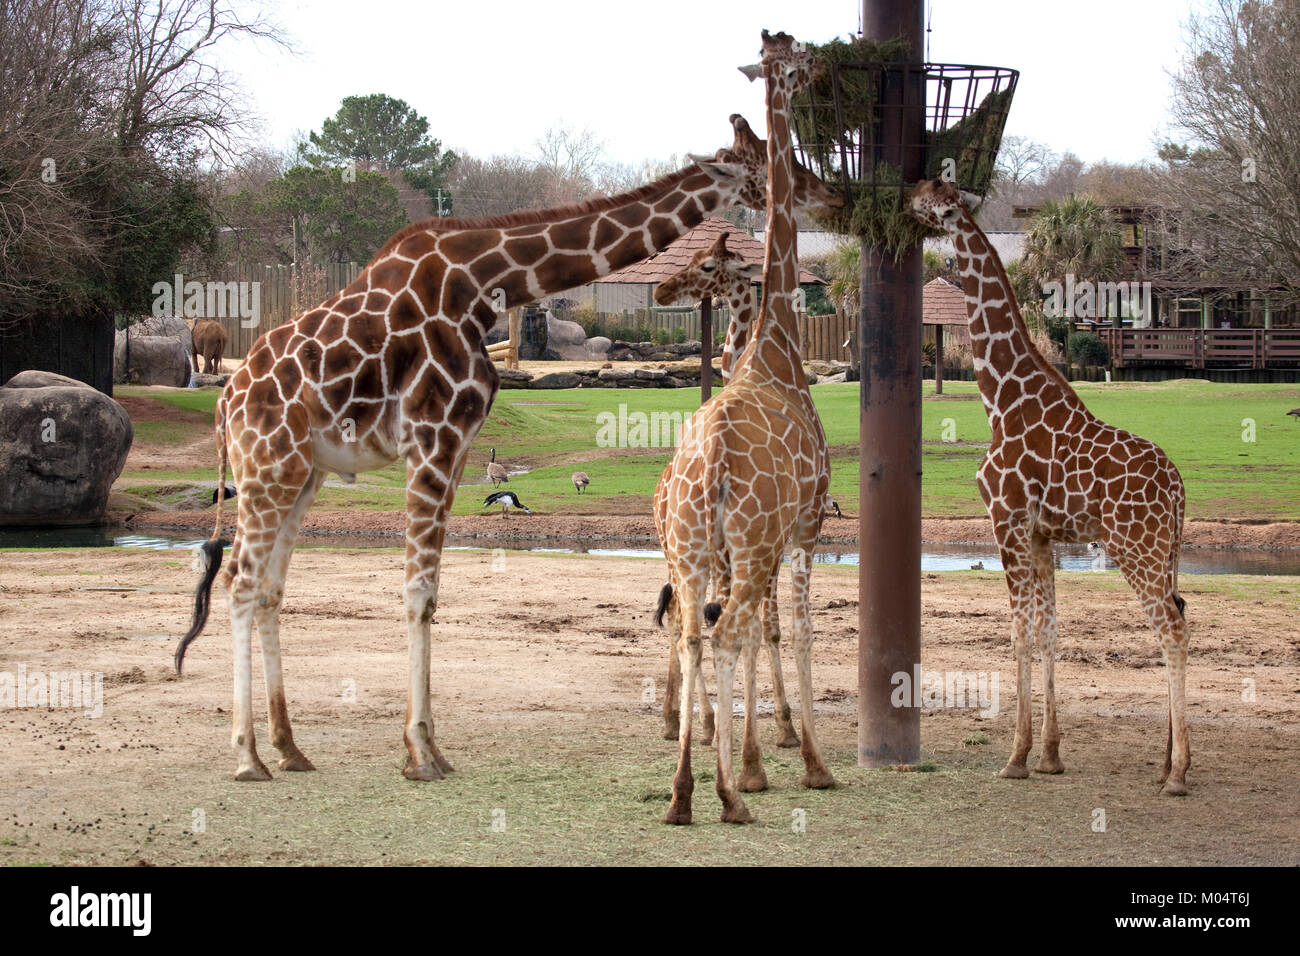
(909, 178), (984, 232)
(653, 232), (759, 379)
(699, 114), (843, 214)
(754, 29), (819, 95)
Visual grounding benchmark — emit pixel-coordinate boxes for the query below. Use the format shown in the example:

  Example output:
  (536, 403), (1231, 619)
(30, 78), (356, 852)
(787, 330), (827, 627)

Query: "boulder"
(0, 371), (133, 526)
(585, 336), (612, 359)
(114, 333), (191, 387)
(597, 368), (636, 383)
(497, 368), (534, 389)
(546, 313), (588, 349)
(132, 315), (193, 356)
(633, 368), (666, 381)
(531, 371), (583, 389)
(666, 341), (702, 356)
(191, 372), (230, 388)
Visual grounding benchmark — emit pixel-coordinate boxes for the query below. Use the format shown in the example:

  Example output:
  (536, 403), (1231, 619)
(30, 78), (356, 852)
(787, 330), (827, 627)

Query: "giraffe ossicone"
(909, 176), (1192, 796)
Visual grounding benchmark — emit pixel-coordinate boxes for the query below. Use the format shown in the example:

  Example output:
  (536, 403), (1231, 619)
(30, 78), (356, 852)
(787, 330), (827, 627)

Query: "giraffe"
(174, 117), (841, 784)
(909, 177), (1191, 795)
(659, 30), (836, 825)
(652, 233), (799, 750)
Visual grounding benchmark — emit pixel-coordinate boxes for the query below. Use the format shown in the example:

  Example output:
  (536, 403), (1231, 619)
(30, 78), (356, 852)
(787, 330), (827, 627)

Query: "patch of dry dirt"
(0, 549), (1296, 865)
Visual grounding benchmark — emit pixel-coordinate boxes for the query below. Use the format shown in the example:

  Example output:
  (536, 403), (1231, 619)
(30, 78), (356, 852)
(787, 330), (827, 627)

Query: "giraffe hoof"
(278, 751), (316, 772)
(433, 753), (455, 774)
(663, 722), (680, 741)
(720, 802), (754, 824)
(402, 760), (446, 782)
(776, 731), (800, 749)
(234, 761), (272, 782)
(1161, 779), (1189, 797)
(800, 769), (836, 790)
(997, 764), (1030, 780)
(1034, 758), (1065, 775)
(664, 803), (692, 825)
(738, 769), (769, 793)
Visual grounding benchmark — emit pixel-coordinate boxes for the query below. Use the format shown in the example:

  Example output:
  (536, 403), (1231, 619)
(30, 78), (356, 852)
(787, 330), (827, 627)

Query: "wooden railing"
(1095, 327), (1300, 369)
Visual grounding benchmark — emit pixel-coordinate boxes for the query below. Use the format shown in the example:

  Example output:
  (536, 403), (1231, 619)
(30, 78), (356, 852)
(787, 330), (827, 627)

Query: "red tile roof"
(594, 217), (823, 285)
(923, 277), (968, 325)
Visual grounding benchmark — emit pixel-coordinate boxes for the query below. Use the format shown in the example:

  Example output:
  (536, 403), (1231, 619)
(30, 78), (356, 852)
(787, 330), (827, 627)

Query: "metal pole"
(699, 297), (713, 403)
(858, 0), (924, 767)
(934, 322), (944, 394)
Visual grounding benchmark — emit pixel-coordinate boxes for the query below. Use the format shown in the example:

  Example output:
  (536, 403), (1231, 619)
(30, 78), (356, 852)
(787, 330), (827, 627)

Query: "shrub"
(1067, 331), (1109, 368)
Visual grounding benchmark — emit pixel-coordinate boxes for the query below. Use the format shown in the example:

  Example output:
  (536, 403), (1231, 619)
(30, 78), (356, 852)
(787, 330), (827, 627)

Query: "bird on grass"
(211, 484), (237, 505)
(1288, 408), (1300, 423)
(486, 447), (509, 486)
(825, 497), (843, 519)
(483, 490), (531, 519)
(572, 471), (590, 494)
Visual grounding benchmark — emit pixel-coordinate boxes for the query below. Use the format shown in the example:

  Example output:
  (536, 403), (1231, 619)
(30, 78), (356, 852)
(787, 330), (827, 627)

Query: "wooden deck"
(1095, 328), (1300, 369)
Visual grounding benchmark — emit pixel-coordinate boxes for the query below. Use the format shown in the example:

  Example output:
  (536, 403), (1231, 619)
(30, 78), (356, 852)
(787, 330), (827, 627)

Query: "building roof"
(923, 277), (967, 326)
(595, 217), (823, 285)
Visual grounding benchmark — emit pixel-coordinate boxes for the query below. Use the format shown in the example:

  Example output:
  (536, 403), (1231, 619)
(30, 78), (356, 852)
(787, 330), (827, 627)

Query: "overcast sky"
(228, 0), (1208, 169)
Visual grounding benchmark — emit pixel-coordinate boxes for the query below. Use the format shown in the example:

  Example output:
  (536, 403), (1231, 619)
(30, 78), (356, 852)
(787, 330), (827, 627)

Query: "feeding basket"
(791, 37), (1018, 258)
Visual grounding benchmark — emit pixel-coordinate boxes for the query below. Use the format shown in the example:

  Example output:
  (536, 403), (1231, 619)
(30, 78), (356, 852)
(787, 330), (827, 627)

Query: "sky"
(226, 0), (1209, 170)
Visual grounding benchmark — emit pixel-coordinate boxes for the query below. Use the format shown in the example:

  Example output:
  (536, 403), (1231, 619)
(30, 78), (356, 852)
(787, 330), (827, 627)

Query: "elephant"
(190, 319), (228, 375)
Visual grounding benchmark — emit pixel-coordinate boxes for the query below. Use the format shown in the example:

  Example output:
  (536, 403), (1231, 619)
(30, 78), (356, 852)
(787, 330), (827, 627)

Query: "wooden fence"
(1096, 328), (1300, 369)
(209, 262), (362, 359)
(800, 311), (855, 362)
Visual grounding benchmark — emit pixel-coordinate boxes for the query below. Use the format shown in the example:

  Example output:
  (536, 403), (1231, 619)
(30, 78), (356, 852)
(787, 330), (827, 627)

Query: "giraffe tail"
(654, 583), (674, 627)
(176, 399), (231, 674)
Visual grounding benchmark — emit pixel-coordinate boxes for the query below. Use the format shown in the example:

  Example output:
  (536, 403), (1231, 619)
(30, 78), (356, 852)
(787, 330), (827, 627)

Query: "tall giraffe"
(660, 30), (836, 825)
(652, 233), (799, 750)
(909, 178), (1191, 795)
(175, 124), (840, 784)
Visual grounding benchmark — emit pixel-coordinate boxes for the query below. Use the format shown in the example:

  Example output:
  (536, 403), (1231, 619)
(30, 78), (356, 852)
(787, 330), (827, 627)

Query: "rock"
(497, 368), (534, 389)
(666, 341), (702, 355)
(818, 372), (848, 384)
(132, 315), (194, 356)
(0, 371), (133, 526)
(585, 336), (612, 359)
(114, 334), (190, 387)
(531, 371), (583, 389)
(600, 362), (612, 369)
(598, 368), (636, 383)
(546, 314), (587, 348)
(191, 372), (229, 388)
(633, 368), (666, 381)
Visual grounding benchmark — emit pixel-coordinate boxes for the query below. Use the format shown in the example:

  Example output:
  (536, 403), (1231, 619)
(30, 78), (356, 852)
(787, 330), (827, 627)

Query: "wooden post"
(700, 296), (712, 403)
(507, 307), (521, 370)
(859, 0), (924, 768)
(934, 323), (944, 395)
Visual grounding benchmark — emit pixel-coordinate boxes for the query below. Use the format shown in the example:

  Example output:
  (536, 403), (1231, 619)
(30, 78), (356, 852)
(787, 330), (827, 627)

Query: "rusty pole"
(699, 296), (713, 403)
(858, 0), (924, 767)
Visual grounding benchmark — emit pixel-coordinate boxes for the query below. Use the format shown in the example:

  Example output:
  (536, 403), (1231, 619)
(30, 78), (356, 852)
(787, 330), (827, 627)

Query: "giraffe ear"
(738, 63), (763, 82)
(694, 159), (747, 186)
(960, 190), (984, 213)
(737, 261), (762, 280)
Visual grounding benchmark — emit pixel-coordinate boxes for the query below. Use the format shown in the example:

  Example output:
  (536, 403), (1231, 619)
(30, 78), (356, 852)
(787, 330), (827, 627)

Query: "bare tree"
(1158, 0), (1300, 302)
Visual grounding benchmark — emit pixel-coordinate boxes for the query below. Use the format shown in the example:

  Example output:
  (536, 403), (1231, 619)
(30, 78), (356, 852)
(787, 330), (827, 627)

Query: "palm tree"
(1020, 196), (1125, 334)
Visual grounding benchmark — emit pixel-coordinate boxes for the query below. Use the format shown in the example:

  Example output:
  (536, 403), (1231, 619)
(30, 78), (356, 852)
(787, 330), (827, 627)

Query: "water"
(4, 527), (1299, 576)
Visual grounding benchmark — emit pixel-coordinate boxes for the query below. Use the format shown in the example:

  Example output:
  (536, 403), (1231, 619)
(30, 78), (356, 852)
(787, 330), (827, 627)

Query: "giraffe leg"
(995, 525), (1035, 780)
(762, 579), (799, 748)
(226, 468), (312, 782)
(1031, 533), (1064, 774)
(401, 451), (457, 781)
(712, 575), (756, 823)
(737, 625), (767, 793)
(665, 571), (707, 825)
(789, 521), (834, 789)
(257, 469), (326, 772)
(1111, 547), (1191, 795)
(663, 627), (682, 740)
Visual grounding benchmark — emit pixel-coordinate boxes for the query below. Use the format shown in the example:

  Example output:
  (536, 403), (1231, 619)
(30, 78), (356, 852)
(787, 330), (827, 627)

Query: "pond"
(3, 527), (1299, 576)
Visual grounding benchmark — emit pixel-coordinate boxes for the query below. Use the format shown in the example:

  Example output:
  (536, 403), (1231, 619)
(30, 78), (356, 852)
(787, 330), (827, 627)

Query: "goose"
(1288, 407), (1300, 422)
(572, 471), (590, 494)
(825, 497), (842, 519)
(486, 447), (509, 486)
(483, 490), (531, 519)
(211, 484), (237, 505)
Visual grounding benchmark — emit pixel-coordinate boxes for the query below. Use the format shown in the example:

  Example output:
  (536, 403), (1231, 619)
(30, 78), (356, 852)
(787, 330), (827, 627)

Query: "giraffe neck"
(734, 77), (807, 396)
(719, 278), (756, 382)
(372, 165), (735, 337)
(950, 215), (1081, 423)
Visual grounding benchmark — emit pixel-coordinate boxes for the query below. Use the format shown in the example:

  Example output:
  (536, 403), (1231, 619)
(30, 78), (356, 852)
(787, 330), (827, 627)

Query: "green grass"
(118, 379), (1300, 522)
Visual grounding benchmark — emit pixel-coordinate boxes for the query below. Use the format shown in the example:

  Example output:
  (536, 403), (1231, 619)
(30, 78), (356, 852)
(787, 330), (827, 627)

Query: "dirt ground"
(1, 547), (1296, 865)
